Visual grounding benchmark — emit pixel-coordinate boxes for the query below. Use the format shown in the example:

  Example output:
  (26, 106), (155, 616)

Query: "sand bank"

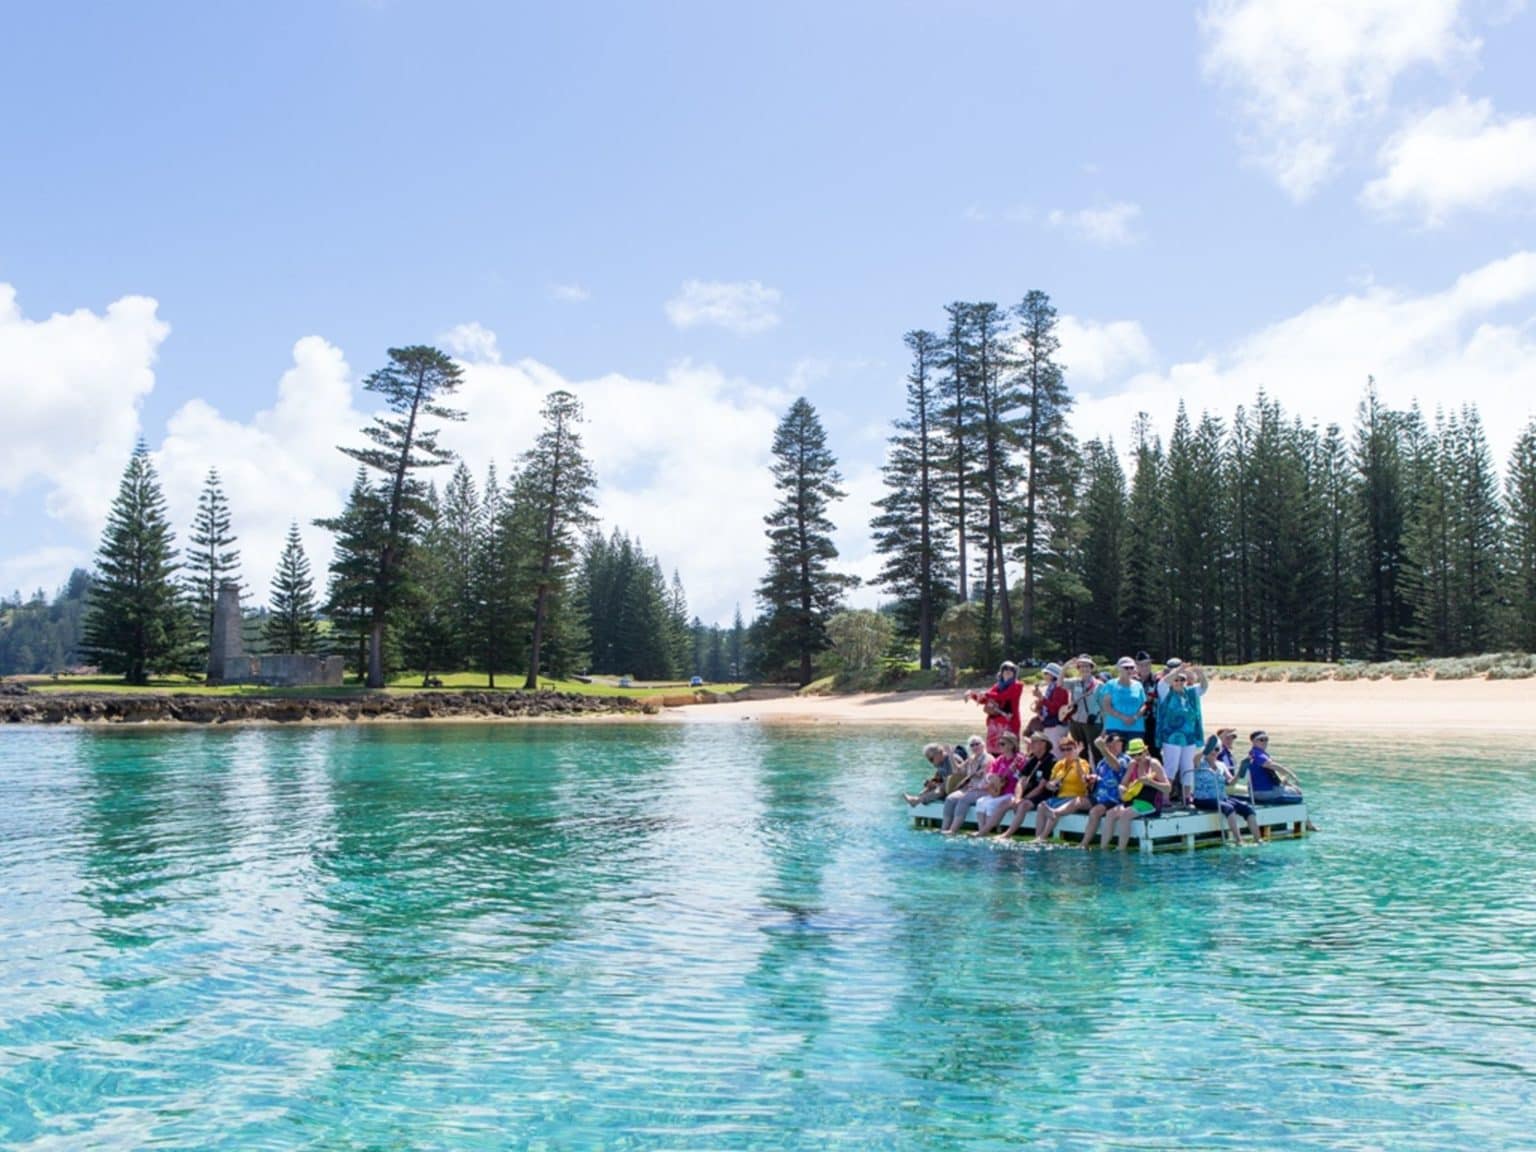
(667, 677), (1536, 738)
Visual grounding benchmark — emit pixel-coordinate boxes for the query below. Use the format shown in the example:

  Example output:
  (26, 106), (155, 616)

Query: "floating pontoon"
(911, 798), (1310, 853)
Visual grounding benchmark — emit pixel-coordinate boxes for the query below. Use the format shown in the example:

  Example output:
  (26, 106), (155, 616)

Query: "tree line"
(35, 314), (1536, 687)
(65, 344), (737, 688)
(867, 292), (1536, 668)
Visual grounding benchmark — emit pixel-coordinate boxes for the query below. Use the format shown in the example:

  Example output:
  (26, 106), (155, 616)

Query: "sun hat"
(1165, 657), (1184, 670)
(1059, 734), (1079, 747)
(1075, 655), (1096, 669)
(1116, 656), (1137, 671)
(1042, 662), (1063, 679)
(1000, 660), (1018, 671)
(1027, 731), (1051, 746)
(1134, 650), (1151, 663)
(1127, 738), (1148, 755)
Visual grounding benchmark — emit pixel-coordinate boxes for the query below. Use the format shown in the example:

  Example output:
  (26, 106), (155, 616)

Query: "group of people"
(904, 652), (1306, 850)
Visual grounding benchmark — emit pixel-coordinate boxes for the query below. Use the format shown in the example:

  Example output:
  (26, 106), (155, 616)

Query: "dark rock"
(0, 687), (652, 725)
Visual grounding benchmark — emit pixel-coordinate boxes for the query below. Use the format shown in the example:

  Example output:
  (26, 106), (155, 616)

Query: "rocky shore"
(0, 686), (659, 725)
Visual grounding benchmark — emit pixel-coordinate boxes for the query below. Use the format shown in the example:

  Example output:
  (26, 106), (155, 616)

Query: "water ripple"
(1, 725), (1533, 1148)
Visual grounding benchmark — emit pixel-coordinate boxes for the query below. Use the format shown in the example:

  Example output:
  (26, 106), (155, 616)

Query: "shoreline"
(3, 678), (1534, 737)
(0, 689), (657, 728)
(664, 678), (1536, 738)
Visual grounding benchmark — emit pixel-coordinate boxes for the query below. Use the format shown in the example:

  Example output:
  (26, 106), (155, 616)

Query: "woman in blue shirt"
(1155, 664), (1208, 805)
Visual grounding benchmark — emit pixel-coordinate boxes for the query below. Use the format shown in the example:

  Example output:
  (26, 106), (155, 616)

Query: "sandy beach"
(669, 678), (1536, 738)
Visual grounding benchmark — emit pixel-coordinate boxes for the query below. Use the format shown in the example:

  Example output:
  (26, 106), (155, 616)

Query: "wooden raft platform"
(912, 799), (1311, 853)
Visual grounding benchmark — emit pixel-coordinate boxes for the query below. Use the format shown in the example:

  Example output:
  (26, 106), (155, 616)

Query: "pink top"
(985, 752), (1026, 794)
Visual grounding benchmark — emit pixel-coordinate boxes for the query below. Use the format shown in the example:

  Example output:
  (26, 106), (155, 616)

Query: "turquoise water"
(1, 723), (1533, 1150)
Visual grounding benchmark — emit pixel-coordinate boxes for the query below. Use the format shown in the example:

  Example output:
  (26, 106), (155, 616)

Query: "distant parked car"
(618, 676), (633, 688)
(689, 676), (704, 687)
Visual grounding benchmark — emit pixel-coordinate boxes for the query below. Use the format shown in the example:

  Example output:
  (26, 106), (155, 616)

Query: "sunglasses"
(1255, 737), (1269, 743)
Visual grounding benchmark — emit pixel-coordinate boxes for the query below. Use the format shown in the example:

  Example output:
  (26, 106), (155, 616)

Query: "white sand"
(667, 678), (1536, 737)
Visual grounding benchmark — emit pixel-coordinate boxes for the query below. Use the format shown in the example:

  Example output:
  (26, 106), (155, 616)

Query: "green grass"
(14, 672), (747, 700)
(19, 675), (363, 698)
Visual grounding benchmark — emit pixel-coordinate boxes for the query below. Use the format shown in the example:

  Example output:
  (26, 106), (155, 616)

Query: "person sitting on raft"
(1101, 738), (1171, 851)
(1214, 727), (1239, 769)
(904, 741), (962, 807)
(937, 737), (993, 833)
(1192, 735), (1262, 844)
(1238, 730), (1304, 805)
(968, 660), (1023, 755)
(1034, 733), (1093, 842)
(995, 731), (1057, 839)
(1080, 731), (1130, 849)
(973, 731), (1029, 836)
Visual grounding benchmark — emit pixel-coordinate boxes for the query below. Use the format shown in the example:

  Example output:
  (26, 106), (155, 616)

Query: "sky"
(3, 0), (1536, 626)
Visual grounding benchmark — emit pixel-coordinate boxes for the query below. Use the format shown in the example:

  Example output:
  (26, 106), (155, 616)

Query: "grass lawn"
(17, 672), (747, 699)
(390, 674), (748, 699)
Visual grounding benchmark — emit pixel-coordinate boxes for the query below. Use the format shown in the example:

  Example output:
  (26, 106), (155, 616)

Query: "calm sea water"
(1, 721), (1532, 1150)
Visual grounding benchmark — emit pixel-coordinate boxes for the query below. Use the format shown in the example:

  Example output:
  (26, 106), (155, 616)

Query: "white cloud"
(1047, 202), (1142, 246)
(1200, 0), (1474, 198)
(1071, 251), (1536, 467)
(548, 282), (590, 303)
(0, 545), (90, 600)
(439, 339), (795, 625)
(0, 284), (170, 531)
(440, 321), (502, 364)
(1363, 94), (1536, 223)
(665, 279), (783, 335)
(1057, 316), (1157, 390)
(153, 337), (366, 610)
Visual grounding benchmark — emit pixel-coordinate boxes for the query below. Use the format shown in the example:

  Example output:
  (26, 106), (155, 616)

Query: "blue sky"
(4, 1), (1536, 624)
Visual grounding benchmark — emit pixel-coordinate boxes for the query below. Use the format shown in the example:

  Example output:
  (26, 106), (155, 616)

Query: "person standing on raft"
(968, 660), (1023, 756)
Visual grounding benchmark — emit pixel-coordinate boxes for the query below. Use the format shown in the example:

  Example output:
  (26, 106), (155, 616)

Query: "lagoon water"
(1, 722), (1533, 1150)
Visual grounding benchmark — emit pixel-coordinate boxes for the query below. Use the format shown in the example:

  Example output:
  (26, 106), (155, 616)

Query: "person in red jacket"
(968, 660), (1023, 755)
(1034, 662), (1071, 753)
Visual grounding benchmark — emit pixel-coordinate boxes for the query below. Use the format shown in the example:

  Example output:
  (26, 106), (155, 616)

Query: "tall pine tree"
(186, 467), (241, 677)
(871, 329), (953, 668)
(82, 443), (189, 684)
(516, 390), (597, 689)
(1010, 289), (1074, 660)
(1505, 419), (1536, 650)
(317, 468), (388, 681)
(757, 398), (856, 685)
(265, 521), (320, 653)
(337, 345), (465, 687)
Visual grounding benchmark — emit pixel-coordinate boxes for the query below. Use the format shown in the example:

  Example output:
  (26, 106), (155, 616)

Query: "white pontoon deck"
(912, 798), (1310, 852)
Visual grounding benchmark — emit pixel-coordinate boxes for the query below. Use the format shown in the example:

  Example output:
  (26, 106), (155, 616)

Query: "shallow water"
(1, 723), (1532, 1149)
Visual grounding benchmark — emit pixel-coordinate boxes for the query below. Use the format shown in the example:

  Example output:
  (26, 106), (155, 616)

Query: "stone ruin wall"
(208, 582), (343, 687)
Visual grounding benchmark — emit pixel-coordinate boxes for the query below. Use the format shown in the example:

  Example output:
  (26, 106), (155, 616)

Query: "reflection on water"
(1, 723), (1534, 1149)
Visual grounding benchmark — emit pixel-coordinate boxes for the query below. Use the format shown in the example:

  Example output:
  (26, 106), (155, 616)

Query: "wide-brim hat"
(1127, 738), (1148, 755)
(1042, 662), (1063, 679)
